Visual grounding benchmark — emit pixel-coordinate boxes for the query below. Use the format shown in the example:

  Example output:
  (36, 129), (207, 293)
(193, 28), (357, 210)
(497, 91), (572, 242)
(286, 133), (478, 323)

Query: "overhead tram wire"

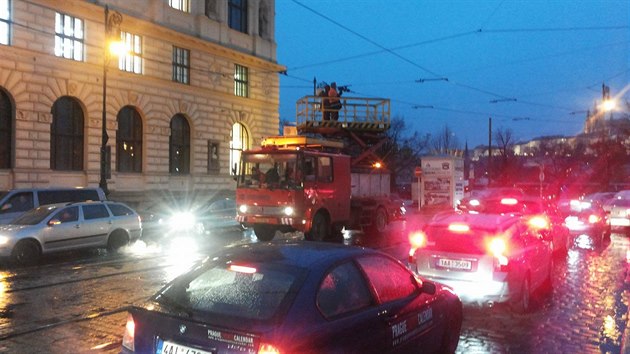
(287, 30), (478, 71)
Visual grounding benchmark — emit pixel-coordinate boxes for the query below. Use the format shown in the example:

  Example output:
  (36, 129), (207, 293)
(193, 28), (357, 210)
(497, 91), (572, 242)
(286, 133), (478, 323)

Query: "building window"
(54, 12), (84, 61)
(208, 140), (220, 174)
(119, 31), (142, 74)
(228, 0), (248, 33)
(234, 64), (248, 97)
(0, 88), (12, 169)
(230, 123), (249, 176)
(170, 114), (190, 174)
(0, 0), (10, 45)
(116, 106), (143, 173)
(258, 0), (269, 38)
(51, 97), (84, 171)
(205, 0), (218, 18)
(169, 0), (191, 12)
(172, 46), (190, 84)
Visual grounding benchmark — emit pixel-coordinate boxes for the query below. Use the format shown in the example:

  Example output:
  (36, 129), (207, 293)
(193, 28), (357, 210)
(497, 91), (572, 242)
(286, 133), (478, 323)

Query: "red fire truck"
(235, 95), (405, 241)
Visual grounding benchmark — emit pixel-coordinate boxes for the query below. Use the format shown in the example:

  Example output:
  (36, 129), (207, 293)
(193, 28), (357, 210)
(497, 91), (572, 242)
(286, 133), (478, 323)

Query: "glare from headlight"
(239, 205), (248, 213)
(283, 206), (294, 216)
(0, 235), (9, 245)
(169, 212), (196, 227)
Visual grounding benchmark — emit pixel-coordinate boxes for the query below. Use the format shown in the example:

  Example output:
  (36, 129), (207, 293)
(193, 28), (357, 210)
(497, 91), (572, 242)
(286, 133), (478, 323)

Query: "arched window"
(169, 114), (190, 174)
(229, 122), (249, 176)
(116, 106), (143, 173)
(51, 96), (84, 171)
(0, 88), (12, 169)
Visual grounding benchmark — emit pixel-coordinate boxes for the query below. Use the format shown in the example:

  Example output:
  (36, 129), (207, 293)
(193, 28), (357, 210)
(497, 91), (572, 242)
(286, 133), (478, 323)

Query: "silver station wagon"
(408, 212), (553, 313)
(0, 201), (142, 265)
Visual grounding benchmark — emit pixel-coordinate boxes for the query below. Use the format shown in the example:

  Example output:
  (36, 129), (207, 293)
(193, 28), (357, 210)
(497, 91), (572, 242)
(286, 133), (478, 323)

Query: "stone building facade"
(0, 0), (283, 206)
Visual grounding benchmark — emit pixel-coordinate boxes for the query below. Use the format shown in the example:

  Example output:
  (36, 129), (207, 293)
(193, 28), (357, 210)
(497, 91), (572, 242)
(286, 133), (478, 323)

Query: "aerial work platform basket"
(296, 96), (391, 134)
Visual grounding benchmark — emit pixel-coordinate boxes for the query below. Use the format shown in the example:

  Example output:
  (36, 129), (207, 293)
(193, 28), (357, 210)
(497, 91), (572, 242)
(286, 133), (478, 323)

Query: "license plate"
(437, 258), (472, 270)
(254, 217), (276, 223)
(156, 339), (216, 354)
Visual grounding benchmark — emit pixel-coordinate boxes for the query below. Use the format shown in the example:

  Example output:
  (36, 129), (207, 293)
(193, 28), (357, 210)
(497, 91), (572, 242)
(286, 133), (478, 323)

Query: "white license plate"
(437, 258), (472, 270)
(157, 339), (215, 354)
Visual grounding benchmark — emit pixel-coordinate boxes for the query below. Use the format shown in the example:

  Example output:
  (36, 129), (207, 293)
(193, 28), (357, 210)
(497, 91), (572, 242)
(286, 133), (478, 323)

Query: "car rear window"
(108, 203), (135, 216)
(157, 263), (304, 321)
(424, 225), (509, 254)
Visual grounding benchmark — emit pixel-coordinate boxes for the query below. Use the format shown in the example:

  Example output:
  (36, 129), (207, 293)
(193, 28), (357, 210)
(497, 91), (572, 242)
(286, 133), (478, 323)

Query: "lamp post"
(99, 6), (122, 196)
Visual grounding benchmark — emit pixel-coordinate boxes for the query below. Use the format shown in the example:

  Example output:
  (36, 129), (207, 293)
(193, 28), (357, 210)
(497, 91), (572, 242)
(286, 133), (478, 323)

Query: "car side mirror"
(413, 275), (436, 295)
(421, 280), (436, 295)
(48, 219), (60, 227)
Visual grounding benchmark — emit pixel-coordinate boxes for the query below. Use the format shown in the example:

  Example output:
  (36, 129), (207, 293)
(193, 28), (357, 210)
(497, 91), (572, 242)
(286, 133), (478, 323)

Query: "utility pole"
(487, 117), (492, 185)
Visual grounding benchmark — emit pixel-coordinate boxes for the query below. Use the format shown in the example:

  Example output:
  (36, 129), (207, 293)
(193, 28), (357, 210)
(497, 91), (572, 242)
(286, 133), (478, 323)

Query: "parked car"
(0, 201), (141, 265)
(139, 195), (240, 240)
(0, 187), (106, 224)
(408, 212), (553, 313)
(121, 241), (462, 354)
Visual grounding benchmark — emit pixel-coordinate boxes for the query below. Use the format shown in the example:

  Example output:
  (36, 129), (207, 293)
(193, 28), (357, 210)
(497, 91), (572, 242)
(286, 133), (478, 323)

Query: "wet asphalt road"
(0, 214), (628, 353)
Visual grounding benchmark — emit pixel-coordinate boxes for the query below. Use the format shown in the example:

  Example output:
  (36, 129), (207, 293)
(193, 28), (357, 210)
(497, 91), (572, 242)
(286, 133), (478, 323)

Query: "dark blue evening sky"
(275, 0), (629, 148)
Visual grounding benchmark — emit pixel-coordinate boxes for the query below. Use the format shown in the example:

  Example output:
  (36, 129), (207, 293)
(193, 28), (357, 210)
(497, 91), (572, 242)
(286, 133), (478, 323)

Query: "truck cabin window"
(239, 153), (302, 189)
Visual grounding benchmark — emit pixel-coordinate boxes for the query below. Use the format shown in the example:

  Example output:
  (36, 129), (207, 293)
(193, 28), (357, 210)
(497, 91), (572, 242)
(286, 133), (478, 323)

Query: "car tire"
(254, 225), (276, 241)
(307, 212), (330, 242)
(107, 231), (129, 253)
(373, 207), (388, 234)
(511, 275), (531, 314)
(438, 304), (462, 354)
(11, 240), (40, 266)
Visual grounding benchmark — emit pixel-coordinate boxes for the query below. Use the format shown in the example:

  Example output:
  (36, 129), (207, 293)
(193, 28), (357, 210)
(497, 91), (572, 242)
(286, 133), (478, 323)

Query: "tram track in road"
(0, 304), (130, 341)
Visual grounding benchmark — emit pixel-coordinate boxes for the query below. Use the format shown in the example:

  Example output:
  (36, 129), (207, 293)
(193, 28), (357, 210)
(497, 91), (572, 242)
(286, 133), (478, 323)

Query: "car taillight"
(258, 343), (281, 354)
(487, 237), (509, 270)
(122, 313), (135, 352)
(500, 198), (518, 205)
(588, 214), (600, 223)
(408, 231), (426, 263)
(409, 231), (426, 249)
(528, 215), (549, 230)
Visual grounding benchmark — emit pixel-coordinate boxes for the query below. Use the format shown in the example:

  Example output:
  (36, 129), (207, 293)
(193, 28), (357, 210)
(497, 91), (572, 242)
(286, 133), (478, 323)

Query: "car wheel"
(511, 275), (531, 314)
(11, 240), (40, 266)
(373, 207), (388, 233)
(438, 305), (462, 354)
(107, 231), (129, 253)
(307, 212), (330, 242)
(254, 225), (276, 241)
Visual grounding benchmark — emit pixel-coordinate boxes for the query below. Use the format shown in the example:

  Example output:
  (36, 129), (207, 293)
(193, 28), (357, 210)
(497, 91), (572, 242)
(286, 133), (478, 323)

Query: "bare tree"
(430, 125), (460, 155)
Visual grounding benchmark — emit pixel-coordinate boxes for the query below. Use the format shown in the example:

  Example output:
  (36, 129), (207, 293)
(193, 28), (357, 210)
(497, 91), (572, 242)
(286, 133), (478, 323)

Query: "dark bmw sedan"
(121, 241), (462, 354)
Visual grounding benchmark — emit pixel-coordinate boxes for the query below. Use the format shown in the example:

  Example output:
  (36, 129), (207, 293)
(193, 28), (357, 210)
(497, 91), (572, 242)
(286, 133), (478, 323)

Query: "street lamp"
(99, 6), (122, 196)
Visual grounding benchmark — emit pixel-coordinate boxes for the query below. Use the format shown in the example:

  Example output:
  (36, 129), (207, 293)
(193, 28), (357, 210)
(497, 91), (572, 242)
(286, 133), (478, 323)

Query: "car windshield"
(11, 205), (60, 225)
(156, 261), (304, 321)
(237, 152), (301, 190)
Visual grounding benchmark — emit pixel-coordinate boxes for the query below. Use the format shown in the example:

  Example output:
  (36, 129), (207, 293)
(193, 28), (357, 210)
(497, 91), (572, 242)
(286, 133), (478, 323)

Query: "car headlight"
(283, 206), (294, 216)
(0, 235), (9, 245)
(239, 204), (248, 213)
(169, 212), (196, 227)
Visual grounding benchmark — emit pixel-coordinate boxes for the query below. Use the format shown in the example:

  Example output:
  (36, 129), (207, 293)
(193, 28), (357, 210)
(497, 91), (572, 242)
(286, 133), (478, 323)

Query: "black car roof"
(215, 240), (377, 269)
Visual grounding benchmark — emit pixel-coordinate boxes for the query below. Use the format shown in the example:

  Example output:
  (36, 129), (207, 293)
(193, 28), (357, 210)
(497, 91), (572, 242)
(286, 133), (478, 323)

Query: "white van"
(0, 187), (107, 224)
